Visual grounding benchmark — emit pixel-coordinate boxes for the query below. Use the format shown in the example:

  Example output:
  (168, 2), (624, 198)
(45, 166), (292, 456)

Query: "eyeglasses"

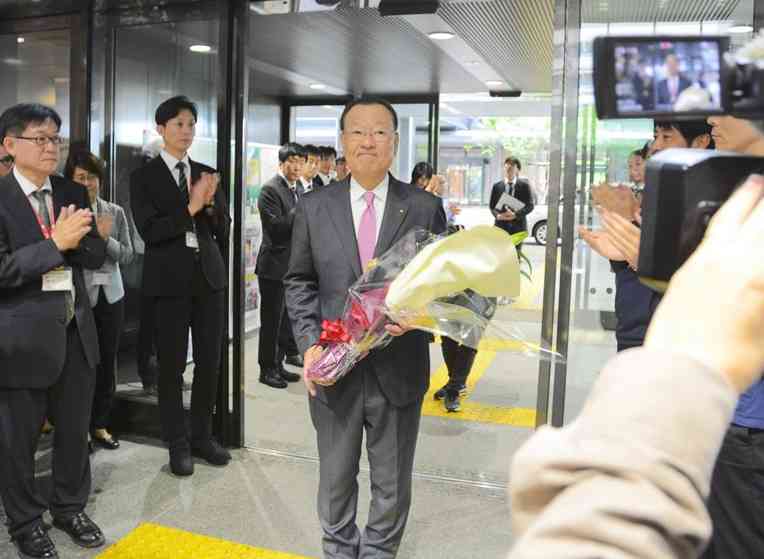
(12, 135), (65, 147)
(0, 155), (12, 168)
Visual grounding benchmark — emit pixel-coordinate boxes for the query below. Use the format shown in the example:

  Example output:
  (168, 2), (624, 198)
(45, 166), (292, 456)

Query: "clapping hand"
(96, 214), (114, 240)
(52, 204), (93, 252)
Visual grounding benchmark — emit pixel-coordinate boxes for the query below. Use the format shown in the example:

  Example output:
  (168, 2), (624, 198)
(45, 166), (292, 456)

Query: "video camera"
(592, 35), (764, 290)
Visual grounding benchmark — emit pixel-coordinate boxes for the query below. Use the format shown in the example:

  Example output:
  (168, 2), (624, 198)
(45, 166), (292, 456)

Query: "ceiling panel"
(439, 0), (555, 93)
(580, 0), (744, 24)
(248, 6), (488, 96)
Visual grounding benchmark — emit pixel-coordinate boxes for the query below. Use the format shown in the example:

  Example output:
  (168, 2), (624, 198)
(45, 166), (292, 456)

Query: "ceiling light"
(17, 37), (24, 44)
(428, 32), (455, 41)
(729, 25), (754, 34)
(310, 83), (327, 90)
(189, 44), (212, 53)
(464, 60), (480, 66)
(485, 80), (504, 87)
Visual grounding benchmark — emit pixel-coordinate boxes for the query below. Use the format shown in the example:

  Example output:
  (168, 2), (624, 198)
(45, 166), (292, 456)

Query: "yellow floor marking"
(423, 341), (536, 428)
(97, 523), (314, 559)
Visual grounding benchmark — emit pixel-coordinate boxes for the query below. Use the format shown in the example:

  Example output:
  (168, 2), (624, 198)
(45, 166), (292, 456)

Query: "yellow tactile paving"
(97, 523), (314, 559)
(423, 341), (537, 428)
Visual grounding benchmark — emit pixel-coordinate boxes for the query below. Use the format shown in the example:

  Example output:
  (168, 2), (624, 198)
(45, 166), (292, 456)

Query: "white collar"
(278, 172), (296, 189)
(506, 177), (517, 186)
(160, 149), (191, 172)
(14, 166), (52, 197)
(350, 174), (389, 203)
(318, 172), (332, 183)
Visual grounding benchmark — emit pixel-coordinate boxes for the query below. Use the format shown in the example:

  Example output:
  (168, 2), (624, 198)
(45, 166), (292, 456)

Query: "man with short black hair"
(256, 142), (306, 389)
(285, 97), (447, 559)
(489, 156), (534, 247)
(0, 144), (12, 177)
(0, 103), (107, 558)
(335, 155), (348, 181)
(316, 146), (337, 187)
(130, 95), (231, 477)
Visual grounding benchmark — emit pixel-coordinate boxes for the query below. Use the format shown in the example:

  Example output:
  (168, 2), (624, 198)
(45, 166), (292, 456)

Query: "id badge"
(42, 267), (73, 292)
(186, 231), (199, 249)
(92, 272), (111, 286)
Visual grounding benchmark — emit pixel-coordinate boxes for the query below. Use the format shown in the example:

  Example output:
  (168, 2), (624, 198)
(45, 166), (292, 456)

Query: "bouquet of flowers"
(306, 225), (552, 386)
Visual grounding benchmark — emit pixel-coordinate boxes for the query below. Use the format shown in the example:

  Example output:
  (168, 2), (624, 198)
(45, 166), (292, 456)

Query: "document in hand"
(495, 192), (526, 213)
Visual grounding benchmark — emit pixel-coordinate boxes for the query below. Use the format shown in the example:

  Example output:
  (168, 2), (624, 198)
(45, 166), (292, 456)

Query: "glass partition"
(561, 1), (756, 423)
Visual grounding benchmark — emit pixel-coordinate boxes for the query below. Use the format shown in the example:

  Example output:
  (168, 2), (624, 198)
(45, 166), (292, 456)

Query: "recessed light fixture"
(464, 60), (480, 66)
(17, 37), (24, 44)
(486, 80), (504, 87)
(310, 83), (327, 90)
(729, 25), (754, 34)
(189, 44), (212, 53)
(428, 31), (455, 40)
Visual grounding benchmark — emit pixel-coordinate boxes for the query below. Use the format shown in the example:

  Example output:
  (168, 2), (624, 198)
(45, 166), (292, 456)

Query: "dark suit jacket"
(312, 175), (326, 191)
(0, 173), (106, 389)
(284, 176), (447, 410)
(256, 174), (297, 281)
(130, 156), (230, 296)
(489, 178), (534, 235)
(657, 75), (692, 106)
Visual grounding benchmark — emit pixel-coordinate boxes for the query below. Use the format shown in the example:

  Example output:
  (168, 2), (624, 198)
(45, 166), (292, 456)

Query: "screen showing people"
(614, 39), (722, 114)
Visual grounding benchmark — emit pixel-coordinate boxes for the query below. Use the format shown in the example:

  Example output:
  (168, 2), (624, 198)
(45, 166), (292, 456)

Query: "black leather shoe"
(444, 389), (462, 413)
(434, 384), (466, 401)
(13, 525), (58, 558)
(91, 430), (120, 450)
(191, 438), (231, 466)
(259, 369), (287, 389)
(284, 354), (304, 368)
(279, 367), (301, 383)
(169, 446), (194, 476)
(52, 512), (104, 549)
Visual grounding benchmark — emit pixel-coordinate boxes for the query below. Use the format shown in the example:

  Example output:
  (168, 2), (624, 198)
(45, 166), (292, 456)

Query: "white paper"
(42, 268), (73, 292)
(495, 192), (526, 213)
(186, 231), (199, 249)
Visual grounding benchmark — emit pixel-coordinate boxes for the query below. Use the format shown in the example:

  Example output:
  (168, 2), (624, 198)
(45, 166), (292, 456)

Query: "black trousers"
(155, 266), (225, 448)
(0, 323), (95, 539)
(701, 424), (764, 559)
(258, 277), (295, 370)
(90, 290), (125, 430)
(137, 292), (158, 386)
(441, 337), (478, 388)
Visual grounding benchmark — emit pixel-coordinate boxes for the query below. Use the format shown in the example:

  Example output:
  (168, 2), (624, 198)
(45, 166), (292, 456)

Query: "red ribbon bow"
(320, 319), (351, 344)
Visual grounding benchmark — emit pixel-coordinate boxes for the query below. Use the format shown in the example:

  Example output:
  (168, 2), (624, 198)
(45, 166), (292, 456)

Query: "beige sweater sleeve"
(508, 348), (738, 559)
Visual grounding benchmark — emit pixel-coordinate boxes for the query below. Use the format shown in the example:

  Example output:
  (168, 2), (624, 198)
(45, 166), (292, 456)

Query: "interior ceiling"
(248, 6), (486, 97)
(249, 0), (751, 98)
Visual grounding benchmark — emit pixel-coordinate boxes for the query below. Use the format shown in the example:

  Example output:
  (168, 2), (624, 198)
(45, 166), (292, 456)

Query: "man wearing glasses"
(0, 103), (107, 558)
(0, 144), (12, 177)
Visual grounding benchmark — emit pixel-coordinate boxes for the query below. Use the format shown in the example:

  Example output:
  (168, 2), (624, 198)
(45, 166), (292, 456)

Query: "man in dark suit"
(489, 156), (535, 245)
(0, 103), (107, 558)
(656, 53), (692, 107)
(285, 98), (447, 558)
(256, 142), (306, 389)
(130, 96), (231, 477)
(315, 145), (337, 188)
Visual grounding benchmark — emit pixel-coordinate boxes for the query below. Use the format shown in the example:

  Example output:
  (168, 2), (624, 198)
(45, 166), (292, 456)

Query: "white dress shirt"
(318, 172), (332, 186)
(505, 177), (517, 195)
(160, 150), (191, 186)
(350, 175), (388, 242)
(14, 166), (53, 218)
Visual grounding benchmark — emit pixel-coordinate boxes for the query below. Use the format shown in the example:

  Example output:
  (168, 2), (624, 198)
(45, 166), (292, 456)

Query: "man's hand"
(96, 214), (114, 240)
(303, 345), (324, 397)
(591, 182), (639, 221)
(201, 172), (219, 206)
(646, 174), (764, 393)
(448, 203), (462, 216)
(188, 174), (214, 216)
(51, 205), (93, 252)
(497, 210), (516, 221)
(600, 209), (641, 269)
(425, 175), (445, 197)
(385, 323), (414, 337)
(578, 226), (626, 261)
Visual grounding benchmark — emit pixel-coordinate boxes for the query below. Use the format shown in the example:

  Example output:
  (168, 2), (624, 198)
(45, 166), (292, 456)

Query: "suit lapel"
(374, 177), (409, 257)
(1, 174), (44, 242)
(153, 156), (184, 203)
(324, 180), (362, 278)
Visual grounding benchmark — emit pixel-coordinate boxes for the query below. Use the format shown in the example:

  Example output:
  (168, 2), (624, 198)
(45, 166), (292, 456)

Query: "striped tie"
(176, 161), (189, 204)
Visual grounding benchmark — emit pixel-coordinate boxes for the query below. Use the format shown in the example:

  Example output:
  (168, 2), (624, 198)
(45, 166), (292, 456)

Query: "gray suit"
(83, 198), (134, 307)
(285, 176), (447, 559)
